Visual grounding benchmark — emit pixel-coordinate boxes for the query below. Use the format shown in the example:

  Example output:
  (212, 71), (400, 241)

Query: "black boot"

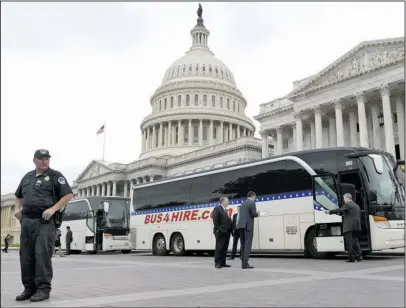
(30, 290), (50, 302)
(15, 290), (35, 301)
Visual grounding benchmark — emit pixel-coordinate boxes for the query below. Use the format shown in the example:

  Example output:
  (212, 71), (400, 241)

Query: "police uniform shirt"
(15, 169), (73, 217)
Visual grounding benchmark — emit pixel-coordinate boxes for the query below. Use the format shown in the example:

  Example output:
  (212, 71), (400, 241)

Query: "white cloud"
(1, 2), (403, 194)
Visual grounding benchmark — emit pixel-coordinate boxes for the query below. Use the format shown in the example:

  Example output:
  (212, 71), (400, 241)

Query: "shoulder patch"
(57, 177), (66, 185)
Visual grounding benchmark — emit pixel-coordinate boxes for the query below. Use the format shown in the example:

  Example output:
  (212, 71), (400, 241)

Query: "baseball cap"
(34, 149), (51, 159)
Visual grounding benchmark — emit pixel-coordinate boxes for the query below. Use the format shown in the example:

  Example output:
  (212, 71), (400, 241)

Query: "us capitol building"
(1, 6), (404, 245)
(71, 8), (264, 199)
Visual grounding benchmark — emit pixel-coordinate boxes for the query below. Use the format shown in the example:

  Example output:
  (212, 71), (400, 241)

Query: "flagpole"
(102, 121), (106, 161)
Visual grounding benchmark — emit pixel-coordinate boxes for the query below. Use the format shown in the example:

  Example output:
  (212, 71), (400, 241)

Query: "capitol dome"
(139, 4), (256, 159)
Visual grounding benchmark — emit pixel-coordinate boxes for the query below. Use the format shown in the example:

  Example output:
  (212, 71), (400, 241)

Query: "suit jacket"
(329, 200), (361, 233)
(66, 230), (73, 244)
(236, 199), (259, 231)
(213, 206), (232, 236)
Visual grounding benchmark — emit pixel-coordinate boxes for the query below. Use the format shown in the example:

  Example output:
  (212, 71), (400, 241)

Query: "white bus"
(60, 197), (132, 254)
(129, 147), (405, 258)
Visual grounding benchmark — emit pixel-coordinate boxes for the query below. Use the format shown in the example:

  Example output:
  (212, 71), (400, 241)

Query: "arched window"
(237, 103), (240, 113)
(232, 100), (235, 111)
(159, 100), (162, 111)
(203, 125), (208, 142)
(203, 65), (206, 72)
(177, 95), (182, 107)
(203, 95), (207, 106)
(170, 97), (174, 108)
(184, 125), (189, 143)
(194, 94), (198, 106)
(211, 95), (215, 107)
(189, 65), (192, 72)
(196, 64), (199, 72)
(220, 97), (223, 108)
(209, 66), (212, 73)
(183, 65), (186, 73)
(227, 98), (230, 110)
(186, 95), (190, 106)
(175, 126), (179, 144)
(193, 125), (198, 143)
(164, 98), (167, 109)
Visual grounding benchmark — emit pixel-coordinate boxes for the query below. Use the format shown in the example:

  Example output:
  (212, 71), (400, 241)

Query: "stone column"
(172, 122), (176, 145)
(313, 105), (323, 149)
(333, 99), (345, 146)
(310, 121), (315, 149)
(143, 176), (148, 183)
(355, 92), (369, 148)
(152, 125), (156, 149)
(291, 122), (296, 151)
(379, 84), (396, 157)
(261, 131), (268, 158)
(188, 120), (193, 145)
(276, 126), (283, 155)
(96, 185), (101, 196)
(209, 120), (214, 145)
(101, 183), (106, 196)
(178, 120), (183, 145)
(142, 130), (146, 152)
(112, 181), (117, 197)
(168, 121), (172, 147)
(328, 116), (336, 147)
(219, 121), (224, 143)
(395, 91), (405, 159)
(349, 109), (358, 146)
(123, 181), (128, 198)
(145, 129), (149, 151)
(199, 119), (203, 145)
(293, 111), (303, 151)
(90, 186), (94, 196)
(158, 123), (163, 148)
(107, 182), (112, 196)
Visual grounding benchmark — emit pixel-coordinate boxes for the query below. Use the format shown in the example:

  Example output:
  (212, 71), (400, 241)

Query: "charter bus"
(129, 147), (405, 258)
(60, 197), (132, 254)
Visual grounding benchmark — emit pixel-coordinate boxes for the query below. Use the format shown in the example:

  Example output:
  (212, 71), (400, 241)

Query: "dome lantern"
(189, 4), (211, 53)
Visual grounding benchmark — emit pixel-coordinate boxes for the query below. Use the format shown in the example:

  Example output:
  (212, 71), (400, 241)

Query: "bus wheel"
(121, 250), (131, 254)
(171, 233), (186, 256)
(153, 234), (167, 256)
(305, 227), (328, 259)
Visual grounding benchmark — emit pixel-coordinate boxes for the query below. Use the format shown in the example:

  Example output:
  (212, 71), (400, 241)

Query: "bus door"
(95, 209), (105, 251)
(339, 171), (371, 252)
(85, 210), (96, 252)
(312, 173), (345, 252)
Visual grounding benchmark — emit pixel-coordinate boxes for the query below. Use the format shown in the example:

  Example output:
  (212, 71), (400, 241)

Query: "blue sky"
(1, 2), (404, 194)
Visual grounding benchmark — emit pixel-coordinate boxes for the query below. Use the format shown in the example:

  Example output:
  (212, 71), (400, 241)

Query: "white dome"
(162, 49), (237, 86)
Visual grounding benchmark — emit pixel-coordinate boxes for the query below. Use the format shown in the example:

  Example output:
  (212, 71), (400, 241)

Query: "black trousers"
(214, 231), (230, 266)
(230, 229), (240, 258)
(344, 230), (362, 260)
(66, 242), (71, 255)
(239, 228), (254, 266)
(3, 242), (9, 252)
(20, 218), (55, 293)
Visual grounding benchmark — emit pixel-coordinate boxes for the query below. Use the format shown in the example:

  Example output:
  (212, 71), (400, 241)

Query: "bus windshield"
(359, 154), (403, 207)
(105, 199), (130, 229)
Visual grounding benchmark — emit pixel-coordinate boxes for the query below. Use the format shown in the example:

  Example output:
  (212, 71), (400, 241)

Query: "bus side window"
(286, 160), (312, 193)
(254, 161), (287, 196)
(211, 167), (257, 200)
(63, 201), (89, 221)
(190, 175), (213, 205)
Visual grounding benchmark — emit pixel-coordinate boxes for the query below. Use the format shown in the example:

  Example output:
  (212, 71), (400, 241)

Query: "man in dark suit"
(228, 206), (241, 260)
(324, 193), (362, 262)
(212, 197), (232, 269)
(65, 226), (73, 255)
(237, 191), (260, 269)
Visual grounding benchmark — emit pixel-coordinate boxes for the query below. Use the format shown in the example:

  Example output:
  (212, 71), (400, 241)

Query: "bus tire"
(152, 234), (167, 256)
(171, 233), (186, 256)
(305, 227), (328, 259)
(121, 250), (131, 254)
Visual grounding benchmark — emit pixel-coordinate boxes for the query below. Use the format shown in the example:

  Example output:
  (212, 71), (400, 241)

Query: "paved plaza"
(1, 251), (404, 307)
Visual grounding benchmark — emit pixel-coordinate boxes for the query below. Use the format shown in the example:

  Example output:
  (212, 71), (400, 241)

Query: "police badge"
(44, 176), (50, 181)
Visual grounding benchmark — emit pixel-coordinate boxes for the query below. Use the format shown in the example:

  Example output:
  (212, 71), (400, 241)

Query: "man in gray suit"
(324, 193), (362, 262)
(237, 191), (260, 269)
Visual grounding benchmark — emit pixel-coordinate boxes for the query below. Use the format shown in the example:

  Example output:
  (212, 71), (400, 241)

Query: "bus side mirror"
(369, 190), (377, 203)
(393, 159), (405, 173)
(103, 202), (109, 213)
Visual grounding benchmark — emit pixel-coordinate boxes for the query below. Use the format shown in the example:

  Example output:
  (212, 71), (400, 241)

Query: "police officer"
(14, 149), (73, 302)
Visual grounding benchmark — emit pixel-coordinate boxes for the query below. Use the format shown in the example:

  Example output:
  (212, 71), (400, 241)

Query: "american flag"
(96, 125), (105, 135)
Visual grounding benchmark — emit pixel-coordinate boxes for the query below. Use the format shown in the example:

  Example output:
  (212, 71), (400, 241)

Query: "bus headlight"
(373, 216), (390, 229)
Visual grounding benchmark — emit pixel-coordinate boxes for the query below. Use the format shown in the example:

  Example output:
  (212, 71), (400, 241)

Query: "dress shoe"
(29, 291), (50, 302)
(16, 290), (35, 301)
(345, 259), (355, 263)
(242, 264), (254, 269)
(222, 264), (231, 267)
(215, 264), (223, 269)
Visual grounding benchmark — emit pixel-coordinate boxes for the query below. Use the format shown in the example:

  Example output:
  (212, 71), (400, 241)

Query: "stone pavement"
(1, 251), (404, 307)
